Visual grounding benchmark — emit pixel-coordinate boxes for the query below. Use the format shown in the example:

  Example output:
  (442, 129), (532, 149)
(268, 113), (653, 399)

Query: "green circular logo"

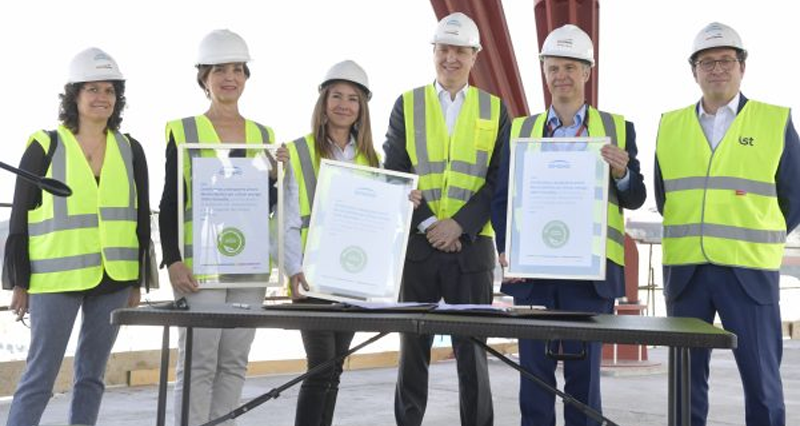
(340, 246), (368, 273)
(542, 220), (570, 248)
(217, 227), (246, 257)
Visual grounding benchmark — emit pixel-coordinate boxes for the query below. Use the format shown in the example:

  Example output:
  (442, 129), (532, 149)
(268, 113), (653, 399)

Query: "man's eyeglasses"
(694, 58), (740, 72)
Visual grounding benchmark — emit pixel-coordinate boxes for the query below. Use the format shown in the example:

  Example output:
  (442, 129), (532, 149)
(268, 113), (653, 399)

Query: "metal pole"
(680, 347), (691, 426)
(181, 327), (193, 426)
(156, 326), (170, 426)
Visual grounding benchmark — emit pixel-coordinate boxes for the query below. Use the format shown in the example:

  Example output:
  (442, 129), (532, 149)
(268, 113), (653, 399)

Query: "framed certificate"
(302, 159), (418, 303)
(505, 137), (610, 280)
(178, 143), (284, 289)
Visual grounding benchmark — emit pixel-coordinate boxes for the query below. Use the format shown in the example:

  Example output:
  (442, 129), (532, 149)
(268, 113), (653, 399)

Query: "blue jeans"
(6, 287), (131, 426)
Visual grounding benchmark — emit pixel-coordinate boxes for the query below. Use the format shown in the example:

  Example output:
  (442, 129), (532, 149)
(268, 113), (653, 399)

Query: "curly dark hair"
(58, 80), (126, 133)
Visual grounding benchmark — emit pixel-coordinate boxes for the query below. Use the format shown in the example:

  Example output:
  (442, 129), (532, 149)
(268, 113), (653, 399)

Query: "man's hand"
(127, 287), (141, 308)
(408, 189), (423, 208)
(426, 218), (463, 251)
(168, 261), (199, 294)
(499, 253), (524, 283)
(601, 144), (629, 180)
(10, 287), (28, 322)
(290, 272), (310, 300)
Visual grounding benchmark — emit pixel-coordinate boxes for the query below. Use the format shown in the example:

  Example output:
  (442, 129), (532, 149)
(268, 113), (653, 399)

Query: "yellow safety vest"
(403, 85), (501, 237)
(28, 126), (139, 293)
(657, 100), (789, 270)
(510, 107), (628, 266)
(286, 134), (372, 251)
(166, 115), (275, 272)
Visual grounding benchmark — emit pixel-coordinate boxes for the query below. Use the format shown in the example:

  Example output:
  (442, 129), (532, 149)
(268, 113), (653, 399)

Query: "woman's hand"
(10, 287), (28, 322)
(168, 261), (199, 294)
(275, 144), (290, 164)
(289, 272), (310, 300)
(269, 145), (290, 179)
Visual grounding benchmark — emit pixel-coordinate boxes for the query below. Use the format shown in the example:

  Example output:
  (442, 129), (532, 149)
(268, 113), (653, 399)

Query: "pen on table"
(232, 303), (251, 310)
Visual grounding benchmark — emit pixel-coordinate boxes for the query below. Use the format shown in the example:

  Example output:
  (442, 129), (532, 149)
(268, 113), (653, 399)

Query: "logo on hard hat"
(556, 39), (574, 49)
(93, 53), (111, 61)
(95, 64), (113, 70)
(446, 19), (462, 28)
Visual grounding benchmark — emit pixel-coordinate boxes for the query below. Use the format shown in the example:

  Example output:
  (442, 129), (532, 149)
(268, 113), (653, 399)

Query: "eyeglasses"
(694, 58), (740, 72)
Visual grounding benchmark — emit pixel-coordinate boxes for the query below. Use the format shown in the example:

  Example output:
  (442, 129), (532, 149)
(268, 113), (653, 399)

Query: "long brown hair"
(310, 82), (379, 167)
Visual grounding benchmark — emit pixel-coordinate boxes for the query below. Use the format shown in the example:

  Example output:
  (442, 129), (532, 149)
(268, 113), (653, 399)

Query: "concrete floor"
(1, 340), (798, 426)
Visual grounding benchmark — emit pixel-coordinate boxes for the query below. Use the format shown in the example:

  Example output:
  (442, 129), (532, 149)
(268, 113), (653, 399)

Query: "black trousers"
(394, 236), (495, 426)
(294, 299), (355, 426)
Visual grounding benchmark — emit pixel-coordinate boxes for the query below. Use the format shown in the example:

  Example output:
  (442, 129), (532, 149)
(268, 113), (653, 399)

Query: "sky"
(0, 0), (798, 220)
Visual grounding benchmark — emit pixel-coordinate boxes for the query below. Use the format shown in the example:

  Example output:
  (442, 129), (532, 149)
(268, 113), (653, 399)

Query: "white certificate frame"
(178, 143), (284, 289)
(301, 159), (418, 303)
(504, 137), (610, 280)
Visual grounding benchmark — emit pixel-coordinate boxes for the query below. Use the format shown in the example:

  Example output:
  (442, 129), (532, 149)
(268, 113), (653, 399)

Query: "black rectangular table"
(111, 304), (736, 426)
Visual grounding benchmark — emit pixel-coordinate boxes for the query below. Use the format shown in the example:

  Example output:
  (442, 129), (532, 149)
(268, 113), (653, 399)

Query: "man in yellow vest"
(383, 12), (509, 426)
(655, 22), (800, 426)
(491, 25), (645, 426)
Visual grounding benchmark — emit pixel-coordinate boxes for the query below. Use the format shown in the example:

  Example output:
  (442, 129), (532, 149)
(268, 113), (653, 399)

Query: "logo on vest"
(217, 227), (246, 257)
(340, 246), (368, 273)
(542, 220), (570, 249)
(738, 136), (755, 146)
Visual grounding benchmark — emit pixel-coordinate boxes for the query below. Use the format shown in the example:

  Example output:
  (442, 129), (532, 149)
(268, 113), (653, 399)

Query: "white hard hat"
(690, 22), (746, 62)
(539, 24), (595, 66)
(68, 47), (124, 83)
(197, 29), (251, 65)
(431, 12), (482, 51)
(320, 60), (371, 100)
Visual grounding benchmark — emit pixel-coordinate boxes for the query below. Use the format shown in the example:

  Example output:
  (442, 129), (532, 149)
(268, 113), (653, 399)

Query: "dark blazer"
(491, 108), (646, 300)
(382, 88), (511, 272)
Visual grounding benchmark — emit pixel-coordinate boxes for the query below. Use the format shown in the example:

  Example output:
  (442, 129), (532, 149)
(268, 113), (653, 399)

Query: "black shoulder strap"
(43, 130), (58, 171)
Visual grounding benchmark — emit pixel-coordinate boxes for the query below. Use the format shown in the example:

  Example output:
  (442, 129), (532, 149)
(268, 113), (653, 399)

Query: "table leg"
(156, 326), (170, 426)
(680, 347), (691, 426)
(181, 327), (193, 426)
(668, 347), (676, 426)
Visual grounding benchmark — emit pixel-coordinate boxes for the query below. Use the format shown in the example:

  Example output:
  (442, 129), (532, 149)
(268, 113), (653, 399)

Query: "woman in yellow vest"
(158, 29), (277, 426)
(284, 60), (380, 426)
(3, 47), (150, 426)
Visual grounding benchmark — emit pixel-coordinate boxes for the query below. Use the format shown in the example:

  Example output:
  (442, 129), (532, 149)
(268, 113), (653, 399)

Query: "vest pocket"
(474, 119), (496, 151)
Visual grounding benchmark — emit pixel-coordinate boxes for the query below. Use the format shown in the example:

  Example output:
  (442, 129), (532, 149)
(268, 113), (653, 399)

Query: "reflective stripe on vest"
(287, 134), (372, 250)
(28, 127), (138, 293)
(405, 85), (499, 237)
(167, 115), (274, 270)
(511, 107), (627, 265)
(656, 100), (789, 269)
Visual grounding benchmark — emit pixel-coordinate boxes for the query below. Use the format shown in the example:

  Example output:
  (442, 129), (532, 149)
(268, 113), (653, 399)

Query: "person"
(383, 12), (509, 426)
(655, 22), (800, 426)
(491, 24), (645, 426)
(2, 47), (149, 426)
(158, 29), (277, 426)
(283, 59), (382, 426)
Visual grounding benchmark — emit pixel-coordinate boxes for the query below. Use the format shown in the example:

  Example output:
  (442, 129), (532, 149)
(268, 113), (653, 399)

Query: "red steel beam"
(534, 0), (600, 107)
(430, 0), (530, 117)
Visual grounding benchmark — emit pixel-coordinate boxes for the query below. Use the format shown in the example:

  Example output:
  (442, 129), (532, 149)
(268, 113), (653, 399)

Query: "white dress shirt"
(698, 93), (740, 150)
(435, 80), (469, 135)
(283, 135), (361, 276)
